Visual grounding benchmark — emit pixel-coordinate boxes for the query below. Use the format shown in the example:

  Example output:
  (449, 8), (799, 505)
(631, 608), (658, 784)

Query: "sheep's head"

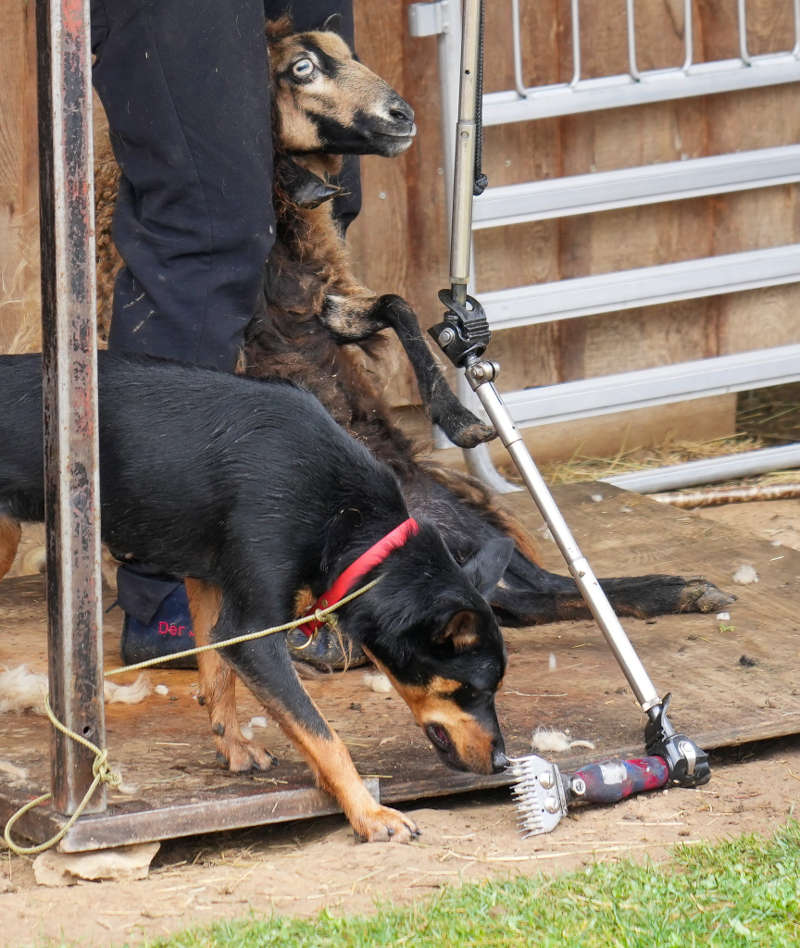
(268, 21), (416, 158)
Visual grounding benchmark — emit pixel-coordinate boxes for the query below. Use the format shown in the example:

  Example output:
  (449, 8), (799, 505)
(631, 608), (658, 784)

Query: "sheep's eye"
(292, 58), (315, 79)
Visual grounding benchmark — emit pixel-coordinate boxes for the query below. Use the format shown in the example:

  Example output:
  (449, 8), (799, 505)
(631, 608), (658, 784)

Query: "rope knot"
(92, 750), (122, 789)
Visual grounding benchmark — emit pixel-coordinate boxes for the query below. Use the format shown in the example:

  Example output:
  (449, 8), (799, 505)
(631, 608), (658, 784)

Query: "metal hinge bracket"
(408, 1), (449, 37)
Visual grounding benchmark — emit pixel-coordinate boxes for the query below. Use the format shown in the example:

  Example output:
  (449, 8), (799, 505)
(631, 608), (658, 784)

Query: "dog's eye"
(457, 685), (480, 704)
(292, 58), (315, 80)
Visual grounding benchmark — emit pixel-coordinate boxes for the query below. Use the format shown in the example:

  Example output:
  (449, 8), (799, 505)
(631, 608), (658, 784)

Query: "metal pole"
(449, 0), (482, 303)
(438, 0), (663, 712)
(446, 0), (520, 492)
(602, 442), (800, 493)
(36, 0), (106, 815)
(464, 364), (662, 711)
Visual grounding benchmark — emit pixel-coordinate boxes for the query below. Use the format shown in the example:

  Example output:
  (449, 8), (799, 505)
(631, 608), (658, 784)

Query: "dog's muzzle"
(425, 723), (508, 774)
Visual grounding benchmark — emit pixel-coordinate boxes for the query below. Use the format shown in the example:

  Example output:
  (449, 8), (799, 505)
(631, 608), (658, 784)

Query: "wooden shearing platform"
(1, 483), (798, 852)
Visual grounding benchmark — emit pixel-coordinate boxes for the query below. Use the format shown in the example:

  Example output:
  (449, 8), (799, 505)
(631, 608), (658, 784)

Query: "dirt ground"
(1, 498), (799, 947)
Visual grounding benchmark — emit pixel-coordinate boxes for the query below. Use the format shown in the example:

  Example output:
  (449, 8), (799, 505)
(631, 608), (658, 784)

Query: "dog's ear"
(320, 12), (343, 33)
(461, 537), (514, 597)
(432, 610), (480, 652)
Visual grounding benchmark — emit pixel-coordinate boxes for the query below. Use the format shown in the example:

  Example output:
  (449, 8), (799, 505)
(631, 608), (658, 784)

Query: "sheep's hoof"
(286, 626), (368, 672)
(435, 403), (496, 448)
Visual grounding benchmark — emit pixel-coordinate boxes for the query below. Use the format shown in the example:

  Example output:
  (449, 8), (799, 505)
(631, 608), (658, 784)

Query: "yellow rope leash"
(104, 576), (381, 675)
(3, 577), (381, 856)
(4, 694), (122, 856)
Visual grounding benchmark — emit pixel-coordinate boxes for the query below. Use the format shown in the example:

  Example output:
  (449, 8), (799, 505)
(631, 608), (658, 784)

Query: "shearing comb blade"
(510, 754), (670, 837)
(509, 755), (568, 836)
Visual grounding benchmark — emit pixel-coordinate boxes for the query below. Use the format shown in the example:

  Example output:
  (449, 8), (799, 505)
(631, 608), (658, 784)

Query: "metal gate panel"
(410, 0), (800, 483)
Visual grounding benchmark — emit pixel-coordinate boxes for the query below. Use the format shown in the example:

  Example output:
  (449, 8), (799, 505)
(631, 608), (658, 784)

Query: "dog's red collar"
(298, 517), (420, 638)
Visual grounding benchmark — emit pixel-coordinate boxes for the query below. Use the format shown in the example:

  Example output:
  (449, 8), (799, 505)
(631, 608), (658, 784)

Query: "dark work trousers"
(91, 0), (359, 371)
(90, 0), (358, 628)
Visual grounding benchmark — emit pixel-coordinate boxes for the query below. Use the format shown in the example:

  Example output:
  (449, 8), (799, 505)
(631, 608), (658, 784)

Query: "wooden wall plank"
(0, 1), (40, 353)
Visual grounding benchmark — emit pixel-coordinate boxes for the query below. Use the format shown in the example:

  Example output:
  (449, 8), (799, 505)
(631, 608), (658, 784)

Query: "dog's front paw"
(214, 731), (278, 773)
(351, 804), (420, 843)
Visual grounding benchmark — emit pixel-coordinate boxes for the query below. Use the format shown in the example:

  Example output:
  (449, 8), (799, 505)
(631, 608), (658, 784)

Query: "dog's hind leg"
(321, 292), (495, 448)
(186, 577), (277, 772)
(0, 516), (21, 581)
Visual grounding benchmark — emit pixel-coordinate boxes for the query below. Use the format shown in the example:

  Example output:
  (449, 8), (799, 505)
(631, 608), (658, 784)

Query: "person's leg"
(115, 561), (198, 667)
(92, 0), (275, 371)
(91, 0), (275, 663)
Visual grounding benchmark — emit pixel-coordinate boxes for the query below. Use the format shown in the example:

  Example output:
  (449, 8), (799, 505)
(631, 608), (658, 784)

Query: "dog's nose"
(491, 737), (508, 773)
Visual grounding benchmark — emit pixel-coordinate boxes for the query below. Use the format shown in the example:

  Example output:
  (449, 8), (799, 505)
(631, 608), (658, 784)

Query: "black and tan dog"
(0, 352), (511, 842)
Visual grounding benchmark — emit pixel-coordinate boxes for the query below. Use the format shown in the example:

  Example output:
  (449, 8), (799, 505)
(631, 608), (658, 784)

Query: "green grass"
(149, 821), (800, 948)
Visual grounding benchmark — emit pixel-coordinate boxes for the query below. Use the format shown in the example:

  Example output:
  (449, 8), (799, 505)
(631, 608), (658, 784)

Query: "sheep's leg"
(321, 291), (495, 448)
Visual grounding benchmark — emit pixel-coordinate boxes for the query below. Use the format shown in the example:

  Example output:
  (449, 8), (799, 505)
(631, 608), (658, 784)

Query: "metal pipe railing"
(738, 0), (752, 66)
(626, 0), (641, 81)
(503, 0), (799, 111)
(682, 0), (694, 73)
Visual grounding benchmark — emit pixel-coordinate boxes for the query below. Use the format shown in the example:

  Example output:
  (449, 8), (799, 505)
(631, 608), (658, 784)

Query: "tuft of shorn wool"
(362, 671), (393, 694)
(530, 726), (596, 754)
(732, 563), (759, 585)
(103, 673), (152, 705)
(0, 665), (48, 714)
(0, 665), (152, 714)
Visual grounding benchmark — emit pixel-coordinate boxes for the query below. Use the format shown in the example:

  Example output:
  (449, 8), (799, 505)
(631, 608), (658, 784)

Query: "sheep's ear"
(275, 157), (342, 209)
(321, 13), (343, 33)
